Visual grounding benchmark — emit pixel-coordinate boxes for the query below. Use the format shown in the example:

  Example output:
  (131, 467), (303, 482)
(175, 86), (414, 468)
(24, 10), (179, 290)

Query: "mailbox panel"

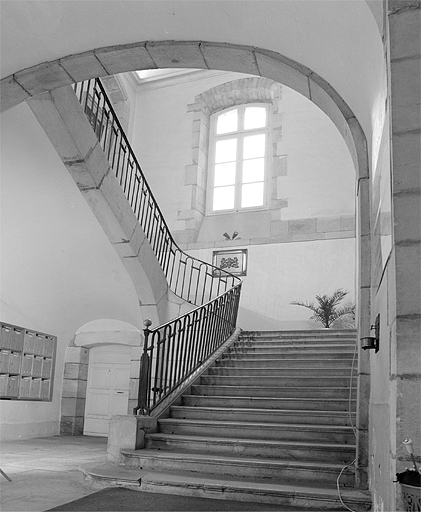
(21, 354), (34, 376)
(1, 325), (12, 350)
(10, 328), (24, 351)
(23, 331), (36, 353)
(30, 378), (41, 398)
(8, 352), (22, 374)
(7, 375), (19, 397)
(1, 322), (56, 401)
(40, 379), (51, 399)
(0, 351), (10, 373)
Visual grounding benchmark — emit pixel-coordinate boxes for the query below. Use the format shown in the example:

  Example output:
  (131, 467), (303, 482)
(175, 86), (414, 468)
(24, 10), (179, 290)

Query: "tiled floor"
(0, 435), (107, 512)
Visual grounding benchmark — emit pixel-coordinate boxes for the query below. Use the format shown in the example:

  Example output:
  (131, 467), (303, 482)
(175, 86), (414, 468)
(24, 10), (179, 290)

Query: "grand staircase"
(83, 329), (371, 511)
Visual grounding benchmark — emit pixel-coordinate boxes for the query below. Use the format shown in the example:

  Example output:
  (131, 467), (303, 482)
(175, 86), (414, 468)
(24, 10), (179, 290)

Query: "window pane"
(243, 134), (265, 159)
(241, 182), (264, 208)
(214, 162), (236, 186)
(243, 158), (264, 183)
(215, 139), (237, 163)
(213, 186), (235, 210)
(216, 110), (238, 134)
(244, 107), (266, 130)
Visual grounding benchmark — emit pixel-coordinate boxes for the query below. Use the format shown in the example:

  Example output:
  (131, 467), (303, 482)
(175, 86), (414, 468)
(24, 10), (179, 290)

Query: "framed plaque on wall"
(212, 249), (247, 277)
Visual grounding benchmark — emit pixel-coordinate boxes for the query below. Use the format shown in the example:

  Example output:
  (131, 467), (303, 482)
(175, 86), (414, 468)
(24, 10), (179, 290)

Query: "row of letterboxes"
(0, 374), (51, 399)
(0, 324), (54, 357)
(0, 351), (52, 378)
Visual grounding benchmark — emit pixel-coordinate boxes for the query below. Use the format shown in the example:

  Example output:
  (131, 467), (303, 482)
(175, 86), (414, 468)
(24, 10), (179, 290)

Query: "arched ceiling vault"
(1, 40), (368, 180)
(1, 0), (384, 150)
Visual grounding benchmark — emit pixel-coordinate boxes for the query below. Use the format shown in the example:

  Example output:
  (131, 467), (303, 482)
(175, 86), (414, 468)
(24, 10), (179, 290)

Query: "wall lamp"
(361, 314), (380, 353)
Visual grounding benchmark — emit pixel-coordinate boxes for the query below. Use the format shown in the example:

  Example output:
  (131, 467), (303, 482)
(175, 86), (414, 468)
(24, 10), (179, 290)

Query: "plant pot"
(400, 483), (421, 511)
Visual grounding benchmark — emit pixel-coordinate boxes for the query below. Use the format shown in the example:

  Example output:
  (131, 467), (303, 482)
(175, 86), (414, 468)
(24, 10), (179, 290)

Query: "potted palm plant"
(291, 289), (355, 328)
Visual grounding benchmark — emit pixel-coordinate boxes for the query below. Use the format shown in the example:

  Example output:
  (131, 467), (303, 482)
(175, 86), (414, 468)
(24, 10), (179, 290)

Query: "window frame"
(207, 103), (271, 215)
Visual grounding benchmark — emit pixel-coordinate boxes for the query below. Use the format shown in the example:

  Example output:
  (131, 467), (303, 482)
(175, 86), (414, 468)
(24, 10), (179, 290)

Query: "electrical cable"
(337, 459), (357, 512)
(336, 336), (359, 512)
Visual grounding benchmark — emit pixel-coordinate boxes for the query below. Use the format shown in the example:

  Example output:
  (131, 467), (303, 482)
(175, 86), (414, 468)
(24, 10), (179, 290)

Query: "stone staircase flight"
(82, 329), (371, 511)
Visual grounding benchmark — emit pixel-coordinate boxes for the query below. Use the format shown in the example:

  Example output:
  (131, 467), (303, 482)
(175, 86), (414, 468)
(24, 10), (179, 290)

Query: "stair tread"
(184, 394), (355, 402)
(147, 433), (356, 450)
(219, 354), (352, 363)
(83, 462), (370, 503)
(123, 449), (355, 471)
(143, 470), (370, 501)
(172, 405), (355, 415)
(159, 418), (355, 432)
(194, 384), (355, 390)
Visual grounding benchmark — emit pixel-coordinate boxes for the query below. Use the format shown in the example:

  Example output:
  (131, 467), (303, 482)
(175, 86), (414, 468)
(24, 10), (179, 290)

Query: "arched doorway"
(60, 319), (141, 437)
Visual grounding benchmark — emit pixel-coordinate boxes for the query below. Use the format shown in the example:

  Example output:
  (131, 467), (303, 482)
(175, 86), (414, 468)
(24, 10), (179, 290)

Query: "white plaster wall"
(0, 102), (142, 439)
(130, 72), (355, 235)
(130, 72), (247, 228)
(188, 238), (356, 331)
(278, 87), (355, 219)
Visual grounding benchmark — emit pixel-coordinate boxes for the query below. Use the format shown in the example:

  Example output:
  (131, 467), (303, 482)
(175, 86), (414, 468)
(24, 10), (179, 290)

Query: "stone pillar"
(107, 415), (157, 463)
(388, 1), (421, 509)
(60, 346), (89, 435)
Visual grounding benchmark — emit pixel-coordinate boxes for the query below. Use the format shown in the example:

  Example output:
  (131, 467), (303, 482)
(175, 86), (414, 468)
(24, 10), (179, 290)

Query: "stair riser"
(231, 345), (356, 353)
(182, 395), (355, 412)
(122, 454), (355, 487)
(208, 367), (355, 377)
(145, 437), (355, 464)
(241, 330), (356, 338)
(200, 376), (356, 388)
(140, 480), (369, 512)
(235, 341), (356, 348)
(170, 407), (355, 426)
(191, 385), (357, 399)
(158, 423), (355, 444)
(222, 351), (355, 359)
(216, 359), (354, 368)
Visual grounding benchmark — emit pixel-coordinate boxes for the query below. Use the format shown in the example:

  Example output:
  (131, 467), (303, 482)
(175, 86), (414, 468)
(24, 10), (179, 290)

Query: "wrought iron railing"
(137, 284), (241, 414)
(74, 78), (242, 414)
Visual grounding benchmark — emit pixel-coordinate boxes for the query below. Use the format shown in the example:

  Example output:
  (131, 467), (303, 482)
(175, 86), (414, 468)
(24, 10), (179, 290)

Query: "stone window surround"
(172, 77), (284, 246)
(173, 77), (355, 249)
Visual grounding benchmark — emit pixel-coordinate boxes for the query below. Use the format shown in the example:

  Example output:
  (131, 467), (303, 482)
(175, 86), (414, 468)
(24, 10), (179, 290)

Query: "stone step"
(182, 394), (356, 412)
(231, 343), (357, 352)
(241, 329), (356, 339)
(191, 384), (357, 399)
(81, 462), (371, 511)
(200, 375), (356, 388)
(157, 418), (356, 444)
(145, 433), (356, 464)
(170, 405), (356, 427)
(222, 350), (356, 359)
(216, 358), (354, 368)
(121, 449), (356, 487)
(207, 366), (355, 377)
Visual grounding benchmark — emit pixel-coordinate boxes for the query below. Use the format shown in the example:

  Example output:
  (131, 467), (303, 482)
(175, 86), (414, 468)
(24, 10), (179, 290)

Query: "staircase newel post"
(133, 319), (152, 416)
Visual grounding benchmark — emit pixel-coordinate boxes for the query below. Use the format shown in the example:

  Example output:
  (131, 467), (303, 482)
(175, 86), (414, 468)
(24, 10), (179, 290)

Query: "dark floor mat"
(46, 487), (307, 511)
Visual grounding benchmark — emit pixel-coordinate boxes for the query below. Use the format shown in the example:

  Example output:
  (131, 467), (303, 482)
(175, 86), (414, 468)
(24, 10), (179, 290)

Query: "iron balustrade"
(137, 282), (241, 414)
(73, 78), (242, 414)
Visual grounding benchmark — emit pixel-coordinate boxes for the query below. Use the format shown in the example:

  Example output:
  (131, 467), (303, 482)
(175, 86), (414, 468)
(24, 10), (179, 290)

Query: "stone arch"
(3, 43), (371, 469)
(1, 43), (371, 331)
(60, 319), (142, 436)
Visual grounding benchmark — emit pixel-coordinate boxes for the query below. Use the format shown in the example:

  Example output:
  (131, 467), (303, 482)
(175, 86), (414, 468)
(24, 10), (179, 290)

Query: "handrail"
(73, 78), (242, 414)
